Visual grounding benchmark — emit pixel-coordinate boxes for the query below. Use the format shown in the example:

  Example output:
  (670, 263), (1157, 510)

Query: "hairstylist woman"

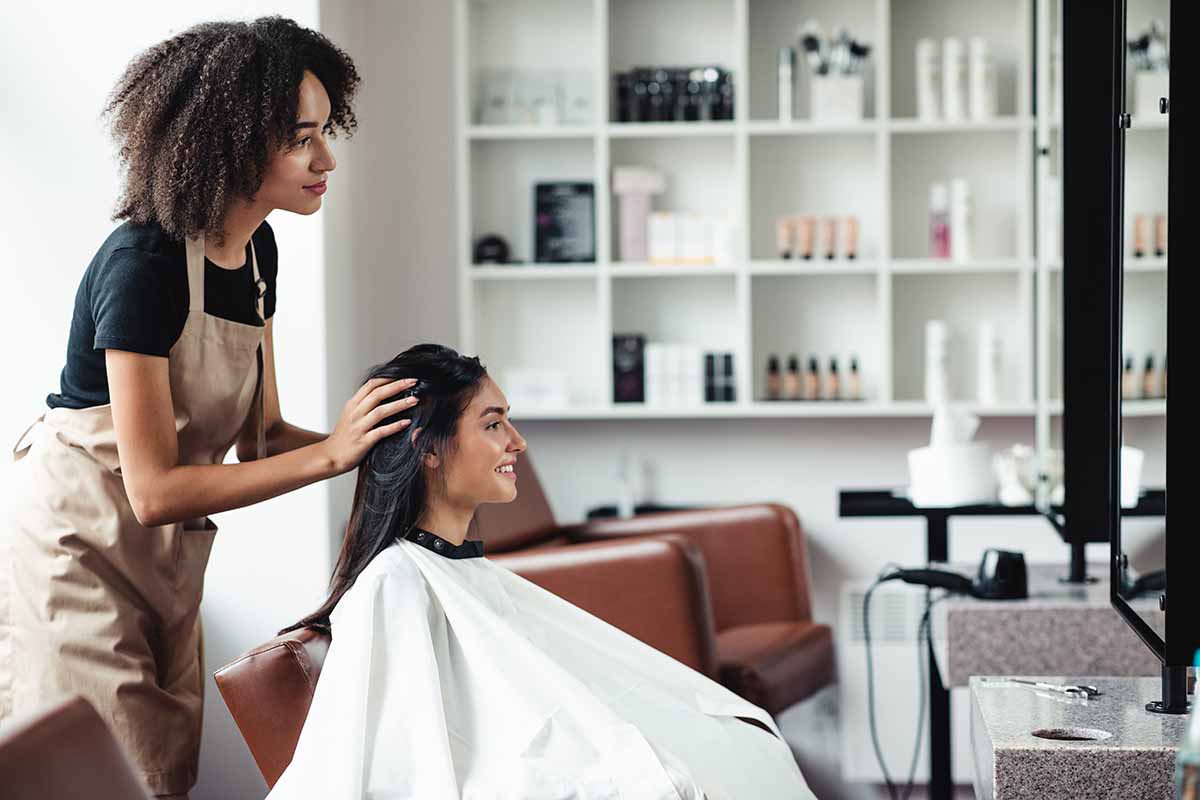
(0, 18), (415, 798)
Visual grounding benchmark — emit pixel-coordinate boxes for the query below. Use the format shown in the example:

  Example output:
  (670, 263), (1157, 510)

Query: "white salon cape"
(266, 528), (816, 800)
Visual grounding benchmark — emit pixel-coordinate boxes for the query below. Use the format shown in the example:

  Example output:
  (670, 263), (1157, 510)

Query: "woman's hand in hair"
(322, 377), (419, 474)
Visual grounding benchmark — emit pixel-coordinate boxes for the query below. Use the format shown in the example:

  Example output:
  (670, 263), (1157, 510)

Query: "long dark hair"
(280, 344), (487, 635)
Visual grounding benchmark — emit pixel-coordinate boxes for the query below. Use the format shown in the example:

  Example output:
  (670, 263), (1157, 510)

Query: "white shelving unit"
(454, 0), (1167, 422)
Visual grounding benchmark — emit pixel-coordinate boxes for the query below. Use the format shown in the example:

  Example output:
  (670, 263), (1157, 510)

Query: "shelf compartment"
(748, 132), (879, 261)
(892, 272), (1027, 405)
(747, 0), (879, 122)
(475, 278), (605, 409)
(611, 274), (741, 353)
(889, 0), (1028, 120)
(608, 0), (737, 86)
(467, 0), (597, 127)
(890, 130), (1024, 260)
(470, 138), (595, 265)
(749, 273), (881, 403)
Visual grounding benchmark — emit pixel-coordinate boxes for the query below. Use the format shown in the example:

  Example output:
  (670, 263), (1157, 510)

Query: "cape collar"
(404, 526), (485, 559)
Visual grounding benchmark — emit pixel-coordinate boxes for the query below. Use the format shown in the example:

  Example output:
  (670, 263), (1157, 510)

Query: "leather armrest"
(562, 503), (814, 632)
(491, 534), (719, 678)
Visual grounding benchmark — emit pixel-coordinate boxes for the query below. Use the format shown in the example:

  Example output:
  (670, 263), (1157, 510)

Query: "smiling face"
(428, 376), (527, 509)
(256, 69), (336, 215)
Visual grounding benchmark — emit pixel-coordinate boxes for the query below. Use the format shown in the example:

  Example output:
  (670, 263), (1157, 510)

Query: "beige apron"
(0, 234), (266, 796)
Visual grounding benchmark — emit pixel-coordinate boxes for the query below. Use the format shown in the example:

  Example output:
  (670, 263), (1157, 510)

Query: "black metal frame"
(1065, 0), (1196, 711)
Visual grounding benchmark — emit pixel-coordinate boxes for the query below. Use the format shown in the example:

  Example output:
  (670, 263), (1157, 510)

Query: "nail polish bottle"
(766, 354), (782, 400)
(826, 356), (841, 400)
(848, 356), (862, 401)
(1142, 354), (1156, 399)
(784, 354), (801, 400)
(1121, 355), (1136, 400)
(804, 355), (821, 401)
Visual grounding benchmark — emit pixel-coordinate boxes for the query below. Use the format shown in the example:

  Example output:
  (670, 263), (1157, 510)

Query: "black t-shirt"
(46, 220), (278, 410)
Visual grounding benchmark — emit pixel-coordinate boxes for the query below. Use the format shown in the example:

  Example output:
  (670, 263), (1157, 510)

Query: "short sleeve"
(91, 247), (185, 357)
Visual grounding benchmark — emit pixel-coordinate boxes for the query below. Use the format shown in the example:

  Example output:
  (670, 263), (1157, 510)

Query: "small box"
(503, 368), (569, 410)
(648, 213), (678, 264)
(612, 334), (646, 403)
(811, 75), (865, 122)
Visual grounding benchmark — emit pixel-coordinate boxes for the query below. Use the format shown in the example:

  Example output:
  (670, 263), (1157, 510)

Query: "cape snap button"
(434, 539), (444, 550)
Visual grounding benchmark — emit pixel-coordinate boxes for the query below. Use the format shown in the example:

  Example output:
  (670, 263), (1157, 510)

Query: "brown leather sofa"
(0, 695), (152, 800)
(478, 457), (835, 715)
(215, 533), (717, 789)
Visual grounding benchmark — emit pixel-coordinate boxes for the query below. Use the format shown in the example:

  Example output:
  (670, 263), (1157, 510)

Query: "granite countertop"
(971, 675), (1188, 800)
(930, 563), (1162, 687)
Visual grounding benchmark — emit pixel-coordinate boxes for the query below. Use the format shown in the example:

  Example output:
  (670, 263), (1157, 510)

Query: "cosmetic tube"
(821, 217), (837, 260)
(776, 216), (793, 259)
(1133, 214), (1147, 258)
(844, 216), (859, 259)
(968, 38), (997, 120)
(930, 183), (950, 258)
(794, 215), (815, 259)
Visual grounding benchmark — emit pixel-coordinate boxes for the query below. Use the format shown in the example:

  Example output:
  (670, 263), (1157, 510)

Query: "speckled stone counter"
(931, 563), (1162, 687)
(970, 676), (1187, 800)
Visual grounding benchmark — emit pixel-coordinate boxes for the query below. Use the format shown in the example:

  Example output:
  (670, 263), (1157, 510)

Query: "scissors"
(989, 678), (1103, 700)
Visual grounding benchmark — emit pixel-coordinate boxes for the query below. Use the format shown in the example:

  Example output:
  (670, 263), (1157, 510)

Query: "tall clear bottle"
(1175, 650), (1200, 799)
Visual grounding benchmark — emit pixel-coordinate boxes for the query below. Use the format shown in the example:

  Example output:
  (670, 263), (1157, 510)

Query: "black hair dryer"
(893, 548), (1028, 599)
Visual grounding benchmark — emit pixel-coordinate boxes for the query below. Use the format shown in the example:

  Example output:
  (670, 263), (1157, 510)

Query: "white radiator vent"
(844, 587), (927, 643)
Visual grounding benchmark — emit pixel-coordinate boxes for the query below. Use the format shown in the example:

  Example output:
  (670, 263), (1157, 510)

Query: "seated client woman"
(268, 344), (815, 799)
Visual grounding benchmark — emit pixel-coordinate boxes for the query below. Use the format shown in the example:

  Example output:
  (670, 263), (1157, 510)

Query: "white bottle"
(778, 47), (794, 122)
(949, 177), (971, 262)
(941, 38), (967, 121)
(925, 320), (951, 405)
(916, 39), (941, 121)
(968, 37), (997, 120)
(976, 321), (1000, 406)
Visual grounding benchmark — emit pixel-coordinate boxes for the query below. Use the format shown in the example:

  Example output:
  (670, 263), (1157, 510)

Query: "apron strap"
(184, 236), (205, 313)
(12, 415), (44, 460)
(249, 239), (266, 460)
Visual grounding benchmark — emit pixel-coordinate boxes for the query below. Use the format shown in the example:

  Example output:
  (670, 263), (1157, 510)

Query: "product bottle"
(916, 38), (941, 121)
(930, 183), (951, 258)
(826, 357), (841, 400)
(844, 216), (859, 260)
(1155, 213), (1168, 257)
(950, 178), (971, 262)
(766, 354), (782, 400)
(977, 320), (999, 406)
(968, 37), (997, 120)
(776, 217), (793, 259)
(1142, 354), (1157, 399)
(778, 47), (795, 122)
(941, 37), (966, 121)
(1133, 214), (1148, 258)
(804, 356), (821, 401)
(784, 354), (801, 400)
(1121, 355), (1136, 400)
(1173, 649), (1200, 799)
(822, 217), (838, 260)
(848, 356), (862, 401)
(794, 215), (815, 259)
(925, 320), (950, 404)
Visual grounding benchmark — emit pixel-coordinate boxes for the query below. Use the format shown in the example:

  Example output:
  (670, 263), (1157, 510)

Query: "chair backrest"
(0, 695), (150, 800)
(213, 626), (330, 789)
(472, 451), (561, 552)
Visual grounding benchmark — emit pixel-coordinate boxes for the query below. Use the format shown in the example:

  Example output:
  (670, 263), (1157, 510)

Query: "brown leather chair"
(215, 534), (717, 789)
(0, 695), (151, 800)
(477, 456), (835, 715)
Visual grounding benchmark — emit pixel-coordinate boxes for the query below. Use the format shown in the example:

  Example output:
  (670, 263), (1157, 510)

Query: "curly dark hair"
(104, 16), (361, 244)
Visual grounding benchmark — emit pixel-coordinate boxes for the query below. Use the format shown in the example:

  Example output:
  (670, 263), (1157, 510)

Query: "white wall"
(2, 5), (333, 799)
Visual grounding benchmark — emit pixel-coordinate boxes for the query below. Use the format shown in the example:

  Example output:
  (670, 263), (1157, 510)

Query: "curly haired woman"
(0, 17), (416, 798)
